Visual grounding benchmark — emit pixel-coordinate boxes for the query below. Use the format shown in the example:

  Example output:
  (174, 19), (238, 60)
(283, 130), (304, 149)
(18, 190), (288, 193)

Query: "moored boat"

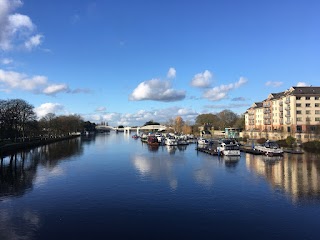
(197, 138), (209, 145)
(165, 136), (178, 146)
(132, 134), (139, 139)
(217, 139), (240, 156)
(254, 140), (284, 156)
(147, 135), (159, 147)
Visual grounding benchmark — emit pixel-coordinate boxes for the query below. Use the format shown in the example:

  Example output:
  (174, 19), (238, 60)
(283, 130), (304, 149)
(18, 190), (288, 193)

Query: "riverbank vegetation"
(0, 99), (96, 156)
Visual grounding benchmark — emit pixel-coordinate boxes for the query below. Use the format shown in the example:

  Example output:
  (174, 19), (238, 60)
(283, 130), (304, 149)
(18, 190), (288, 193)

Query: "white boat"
(165, 137), (178, 146)
(155, 133), (165, 145)
(217, 139), (240, 156)
(254, 140), (284, 156)
(197, 138), (209, 145)
(176, 135), (189, 145)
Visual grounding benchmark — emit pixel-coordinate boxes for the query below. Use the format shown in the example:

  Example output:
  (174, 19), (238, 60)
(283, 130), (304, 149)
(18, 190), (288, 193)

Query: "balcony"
(285, 98), (290, 104)
(285, 106), (291, 111)
(279, 106), (283, 112)
(264, 120), (271, 125)
(264, 115), (271, 119)
(264, 109), (271, 114)
(263, 103), (271, 108)
(279, 101), (283, 106)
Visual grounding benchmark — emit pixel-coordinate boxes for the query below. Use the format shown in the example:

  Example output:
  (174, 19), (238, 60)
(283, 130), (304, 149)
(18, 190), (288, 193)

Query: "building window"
(296, 96), (301, 100)
(306, 96), (311, 100)
(315, 96), (319, 100)
(296, 117), (302, 122)
(316, 110), (320, 114)
(306, 103), (311, 107)
(316, 117), (320, 121)
(296, 110), (301, 114)
(296, 125), (302, 132)
(306, 110), (311, 114)
(315, 103), (319, 107)
(296, 103), (301, 107)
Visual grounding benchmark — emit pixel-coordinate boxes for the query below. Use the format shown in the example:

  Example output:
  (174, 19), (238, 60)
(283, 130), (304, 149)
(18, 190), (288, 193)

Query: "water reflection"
(193, 156), (220, 187)
(0, 208), (41, 240)
(131, 152), (185, 190)
(223, 156), (240, 168)
(246, 153), (320, 202)
(0, 138), (83, 200)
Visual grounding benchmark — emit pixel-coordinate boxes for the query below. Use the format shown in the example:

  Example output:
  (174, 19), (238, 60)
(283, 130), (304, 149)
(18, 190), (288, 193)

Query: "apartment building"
(244, 86), (320, 141)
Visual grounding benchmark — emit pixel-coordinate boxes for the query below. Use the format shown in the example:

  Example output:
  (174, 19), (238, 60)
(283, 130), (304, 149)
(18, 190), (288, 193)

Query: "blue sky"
(0, 0), (319, 126)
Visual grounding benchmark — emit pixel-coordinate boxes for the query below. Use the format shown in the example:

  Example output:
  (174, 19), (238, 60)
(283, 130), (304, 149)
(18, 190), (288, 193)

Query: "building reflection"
(0, 138), (84, 200)
(246, 153), (320, 202)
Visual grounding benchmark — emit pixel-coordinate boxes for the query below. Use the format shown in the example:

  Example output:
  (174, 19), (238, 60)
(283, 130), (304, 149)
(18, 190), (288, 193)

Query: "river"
(1, 132), (320, 239)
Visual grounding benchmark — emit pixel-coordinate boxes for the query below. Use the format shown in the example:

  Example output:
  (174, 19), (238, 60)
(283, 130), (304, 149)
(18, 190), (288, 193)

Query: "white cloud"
(203, 77), (248, 101)
(0, 69), (47, 91)
(43, 84), (69, 95)
(95, 106), (106, 112)
(297, 82), (308, 87)
(191, 70), (212, 88)
(8, 13), (34, 31)
(129, 78), (185, 102)
(83, 107), (198, 127)
(0, 0), (42, 51)
(0, 69), (72, 95)
(25, 34), (43, 50)
(265, 81), (283, 87)
(71, 88), (91, 94)
(167, 67), (176, 79)
(34, 103), (64, 119)
(0, 58), (13, 65)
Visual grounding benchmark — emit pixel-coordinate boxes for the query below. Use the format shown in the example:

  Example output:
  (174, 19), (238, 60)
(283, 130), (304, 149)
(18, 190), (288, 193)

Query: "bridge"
(95, 124), (167, 133)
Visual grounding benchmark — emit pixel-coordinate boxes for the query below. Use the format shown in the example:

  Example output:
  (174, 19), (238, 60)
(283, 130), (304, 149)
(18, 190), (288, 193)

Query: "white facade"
(244, 86), (320, 142)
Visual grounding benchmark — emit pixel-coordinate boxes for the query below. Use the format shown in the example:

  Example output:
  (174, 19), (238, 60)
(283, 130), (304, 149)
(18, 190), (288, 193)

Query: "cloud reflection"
(34, 165), (65, 187)
(0, 209), (41, 240)
(132, 154), (179, 190)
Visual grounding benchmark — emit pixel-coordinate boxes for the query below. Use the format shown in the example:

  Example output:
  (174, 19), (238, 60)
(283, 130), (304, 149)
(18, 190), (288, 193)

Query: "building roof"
(286, 86), (320, 96)
(269, 91), (285, 99)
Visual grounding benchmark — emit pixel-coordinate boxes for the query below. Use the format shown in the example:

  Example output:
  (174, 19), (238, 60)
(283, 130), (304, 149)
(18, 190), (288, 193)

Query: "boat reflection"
(246, 153), (320, 203)
(166, 145), (177, 154)
(223, 155), (240, 168)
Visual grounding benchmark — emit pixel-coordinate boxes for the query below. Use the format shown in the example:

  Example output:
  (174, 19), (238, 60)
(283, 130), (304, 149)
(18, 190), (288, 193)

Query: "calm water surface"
(1, 133), (320, 239)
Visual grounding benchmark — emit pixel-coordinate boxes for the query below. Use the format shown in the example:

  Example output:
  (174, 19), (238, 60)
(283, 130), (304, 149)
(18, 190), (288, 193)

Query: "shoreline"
(0, 135), (80, 158)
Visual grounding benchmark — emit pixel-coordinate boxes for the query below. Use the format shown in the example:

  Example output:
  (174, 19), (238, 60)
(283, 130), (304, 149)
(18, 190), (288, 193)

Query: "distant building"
(244, 86), (320, 142)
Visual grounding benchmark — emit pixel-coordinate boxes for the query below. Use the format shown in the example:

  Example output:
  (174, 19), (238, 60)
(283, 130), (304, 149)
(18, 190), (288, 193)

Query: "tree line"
(1, 98), (244, 141)
(164, 109), (245, 134)
(0, 99), (95, 142)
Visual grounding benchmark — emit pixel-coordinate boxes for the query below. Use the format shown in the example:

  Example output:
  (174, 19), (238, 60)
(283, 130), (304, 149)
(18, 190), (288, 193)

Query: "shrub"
(257, 138), (266, 144)
(277, 139), (288, 148)
(301, 141), (320, 152)
(286, 136), (296, 147)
